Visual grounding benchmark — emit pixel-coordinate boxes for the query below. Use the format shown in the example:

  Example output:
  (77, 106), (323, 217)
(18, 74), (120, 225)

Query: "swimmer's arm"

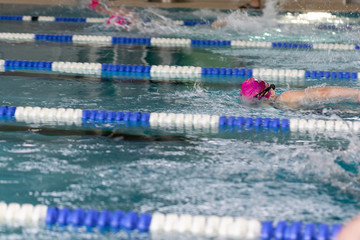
(277, 87), (360, 103)
(212, 20), (227, 29)
(94, 6), (113, 15)
(101, 8), (113, 15)
(115, 8), (136, 21)
(337, 215), (360, 240)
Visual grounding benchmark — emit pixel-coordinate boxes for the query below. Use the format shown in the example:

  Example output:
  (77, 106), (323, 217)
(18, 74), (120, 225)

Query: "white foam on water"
(214, 0), (278, 33)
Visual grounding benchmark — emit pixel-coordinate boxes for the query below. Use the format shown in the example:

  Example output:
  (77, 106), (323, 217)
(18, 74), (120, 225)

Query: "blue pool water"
(0, 2), (359, 239)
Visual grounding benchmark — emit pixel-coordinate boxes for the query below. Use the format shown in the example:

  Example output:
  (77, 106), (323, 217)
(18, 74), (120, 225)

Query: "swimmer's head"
(89, 0), (107, 13)
(240, 78), (274, 99)
(89, 0), (100, 10)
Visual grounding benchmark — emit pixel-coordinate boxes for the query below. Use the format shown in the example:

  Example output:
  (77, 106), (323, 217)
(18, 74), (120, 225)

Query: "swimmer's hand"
(212, 20), (227, 29)
(338, 215), (360, 240)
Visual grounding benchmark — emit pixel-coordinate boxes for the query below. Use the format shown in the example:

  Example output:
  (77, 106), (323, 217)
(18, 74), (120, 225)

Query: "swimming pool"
(0, 2), (359, 239)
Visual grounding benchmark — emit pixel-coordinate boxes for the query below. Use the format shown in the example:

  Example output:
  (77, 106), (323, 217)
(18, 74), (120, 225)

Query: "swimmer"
(212, 0), (261, 28)
(240, 78), (360, 106)
(89, 0), (135, 27)
(337, 215), (360, 240)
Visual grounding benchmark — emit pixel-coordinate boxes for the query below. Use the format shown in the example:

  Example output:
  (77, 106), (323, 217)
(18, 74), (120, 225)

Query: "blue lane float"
(191, 39), (231, 46)
(271, 42), (313, 49)
(54, 17), (86, 22)
(0, 202), (345, 239)
(304, 70), (358, 79)
(4, 59), (52, 70)
(0, 15), (23, 21)
(183, 20), (213, 26)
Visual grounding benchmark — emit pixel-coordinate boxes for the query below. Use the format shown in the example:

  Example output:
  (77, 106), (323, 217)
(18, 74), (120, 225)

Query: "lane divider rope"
(0, 202), (344, 239)
(0, 15), (209, 26)
(0, 15), (104, 23)
(0, 32), (358, 51)
(0, 105), (359, 133)
(1, 59), (359, 81)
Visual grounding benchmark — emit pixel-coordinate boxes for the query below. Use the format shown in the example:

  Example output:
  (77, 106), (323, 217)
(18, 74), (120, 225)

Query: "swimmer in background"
(212, 0), (261, 28)
(240, 78), (360, 106)
(89, 0), (135, 27)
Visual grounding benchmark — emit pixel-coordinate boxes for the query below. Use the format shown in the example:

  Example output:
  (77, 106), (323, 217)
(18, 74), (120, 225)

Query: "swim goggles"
(254, 84), (276, 99)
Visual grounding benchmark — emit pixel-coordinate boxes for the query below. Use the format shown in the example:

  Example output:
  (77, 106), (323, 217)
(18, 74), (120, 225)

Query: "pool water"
(0, 2), (359, 239)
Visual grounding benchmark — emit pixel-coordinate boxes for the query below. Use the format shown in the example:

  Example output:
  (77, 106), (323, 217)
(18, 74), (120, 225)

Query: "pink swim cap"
(89, 0), (100, 10)
(240, 78), (271, 99)
(107, 15), (129, 25)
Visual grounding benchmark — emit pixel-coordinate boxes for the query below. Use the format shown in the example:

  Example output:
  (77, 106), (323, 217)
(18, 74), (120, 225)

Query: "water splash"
(189, 8), (228, 20)
(214, 0), (278, 33)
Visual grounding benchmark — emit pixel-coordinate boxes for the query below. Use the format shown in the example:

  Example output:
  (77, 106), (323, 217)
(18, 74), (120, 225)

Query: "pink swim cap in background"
(89, 0), (100, 10)
(240, 78), (271, 99)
